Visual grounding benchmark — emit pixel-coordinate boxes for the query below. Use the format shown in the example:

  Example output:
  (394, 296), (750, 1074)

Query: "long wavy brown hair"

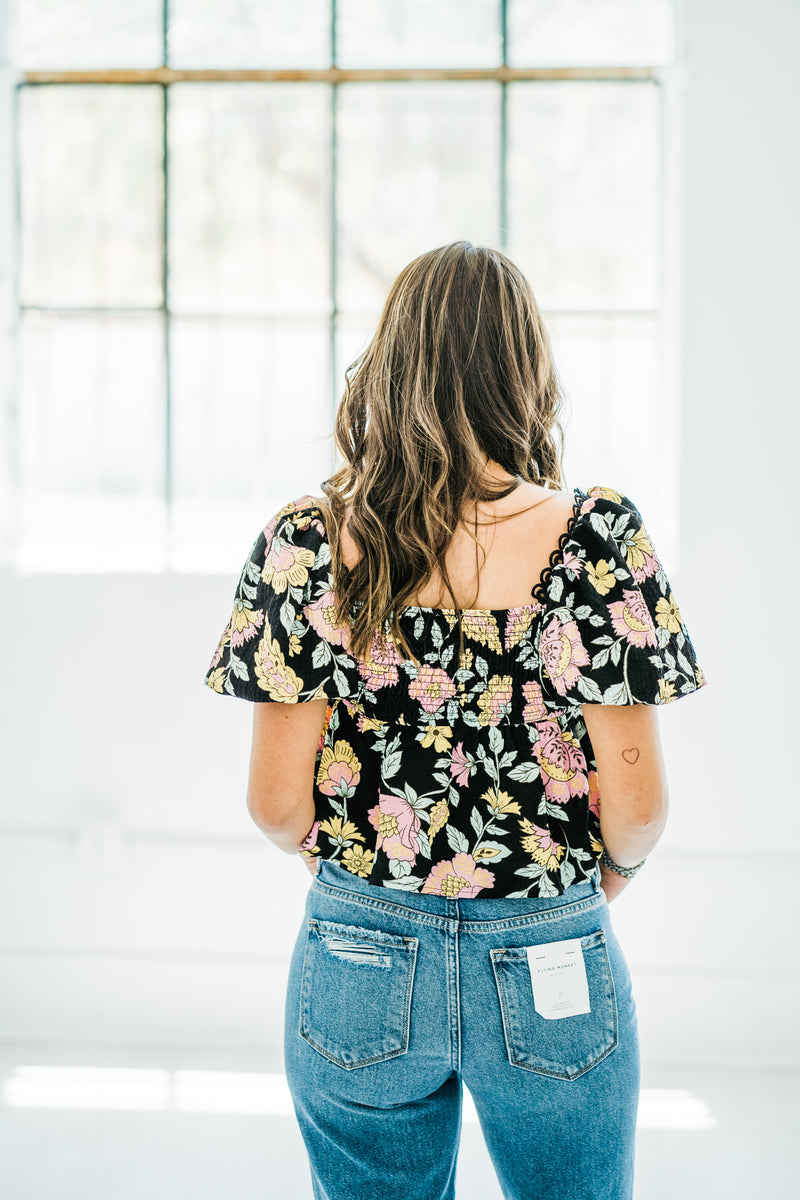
(317, 240), (566, 670)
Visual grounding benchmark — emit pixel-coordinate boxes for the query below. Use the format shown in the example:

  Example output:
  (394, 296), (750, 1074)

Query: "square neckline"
(301, 486), (587, 619)
(390, 484), (586, 618)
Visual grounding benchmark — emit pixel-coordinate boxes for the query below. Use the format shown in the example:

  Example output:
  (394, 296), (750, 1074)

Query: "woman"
(204, 241), (707, 1200)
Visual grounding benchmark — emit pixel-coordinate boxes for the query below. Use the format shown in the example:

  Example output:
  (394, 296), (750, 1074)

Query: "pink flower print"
(450, 742), (473, 787)
(560, 549), (583, 575)
(607, 589), (658, 648)
(263, 540), (316, 593)
(305, 589), (352, 648)
(421, 852), (495, 898)
(588, 769), (601, 818)
(505, 605), (540, 650)
(533, 719), (589, 804)
(367, 793), (421, 863)
(316, 739), (362, 796)
(629, 555), (660, 585)
(540, 615), (591, 696)
(357, 630), (402, 690)
(229, 600), (264, 649)
(624, 524), (660, 584)
(579, 497), (596, 516)
(409, 664), (457, 713)
(519, 819), (565, 873)
(522, 680), (548, 722)
(300, 820), (320, 852)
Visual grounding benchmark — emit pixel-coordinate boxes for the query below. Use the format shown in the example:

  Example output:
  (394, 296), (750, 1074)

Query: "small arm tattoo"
(621, 747), (640, 764)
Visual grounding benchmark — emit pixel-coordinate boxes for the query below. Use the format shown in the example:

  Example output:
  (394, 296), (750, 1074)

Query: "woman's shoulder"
(568, 484), (648, 541)
(262, 493), (328, 544)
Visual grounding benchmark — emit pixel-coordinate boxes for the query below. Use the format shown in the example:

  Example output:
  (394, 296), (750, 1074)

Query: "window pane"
(169, 84), (331, 316)
(338, 83), (500, 316)
(337, 0), (501, 67)
(550, 314), (671, 547)
(13, 0), (163, 68)
(334, 315), (374, 407)
(19, 85), (163, 309)
(508, 82), (659, 310)
(508, 0), (674, 66)
(170, 318), (332, 571)
(18, 313), (166, 571)
(168, 0), (330, 68)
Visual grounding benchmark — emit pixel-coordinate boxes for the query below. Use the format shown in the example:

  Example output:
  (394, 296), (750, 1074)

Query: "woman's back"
(339, 474), (576, 613)
(203, 480), (705, 898)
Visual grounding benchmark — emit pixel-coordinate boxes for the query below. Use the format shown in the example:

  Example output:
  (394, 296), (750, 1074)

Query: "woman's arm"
(580, 703), (669, 901)
(246, 699), (328, 874)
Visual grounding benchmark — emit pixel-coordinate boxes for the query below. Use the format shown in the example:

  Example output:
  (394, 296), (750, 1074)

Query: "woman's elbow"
(620, 781), (670, 829)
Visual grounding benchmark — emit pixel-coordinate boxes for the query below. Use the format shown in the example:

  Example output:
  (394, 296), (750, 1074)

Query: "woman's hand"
(598, 862), (631, 904)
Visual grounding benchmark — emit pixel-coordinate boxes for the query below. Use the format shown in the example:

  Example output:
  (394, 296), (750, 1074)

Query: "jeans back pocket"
(490, 928), (618, 1081)
(299, 918), (419, 1070)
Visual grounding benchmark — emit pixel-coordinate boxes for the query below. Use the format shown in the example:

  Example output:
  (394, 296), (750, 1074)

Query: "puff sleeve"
(537, 486), (708, 706)
(203, 497), (359, 702)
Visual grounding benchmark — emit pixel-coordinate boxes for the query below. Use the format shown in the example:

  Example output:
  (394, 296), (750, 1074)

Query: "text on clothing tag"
(527, 937), (591, 1020)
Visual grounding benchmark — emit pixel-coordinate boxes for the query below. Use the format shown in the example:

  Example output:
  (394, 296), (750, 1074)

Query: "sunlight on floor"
(3, 1065), (716, 1129)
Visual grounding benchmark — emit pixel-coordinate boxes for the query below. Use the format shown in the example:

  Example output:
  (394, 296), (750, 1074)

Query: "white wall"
(1, 0), (799, 1066)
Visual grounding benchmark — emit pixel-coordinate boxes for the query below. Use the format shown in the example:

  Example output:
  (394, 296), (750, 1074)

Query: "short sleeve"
(203, 497), (359, 702)
(537, 486), (708, 706)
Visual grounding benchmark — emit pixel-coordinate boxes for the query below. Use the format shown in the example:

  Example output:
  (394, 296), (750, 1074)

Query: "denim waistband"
(312, 857), (603, 928)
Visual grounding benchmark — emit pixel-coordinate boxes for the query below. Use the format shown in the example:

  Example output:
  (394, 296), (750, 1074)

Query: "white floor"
(0, 1043), (796, 1199)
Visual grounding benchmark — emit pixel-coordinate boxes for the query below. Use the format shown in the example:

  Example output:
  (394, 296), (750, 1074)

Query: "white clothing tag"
(527, 937), (591, 1020)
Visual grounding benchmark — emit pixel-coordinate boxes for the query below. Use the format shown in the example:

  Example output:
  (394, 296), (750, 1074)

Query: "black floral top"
(204, 485), (707, 899)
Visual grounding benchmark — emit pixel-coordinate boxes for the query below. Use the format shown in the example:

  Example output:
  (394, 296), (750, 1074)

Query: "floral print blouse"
(204, 485), (707, 899)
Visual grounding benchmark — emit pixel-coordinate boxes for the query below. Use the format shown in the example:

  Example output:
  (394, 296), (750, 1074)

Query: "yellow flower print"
(506, 607), (537, 648)
(287, 632), (303, 657)
(316, 740), (362, 795)
(230, 601), (264, 646)
(318, 816), (365, 845)
(420, 725), (453, 752)
(254, 631), (303, 701)
(360, 715), (388, 733)
(519, 818), (565, 873)
(624, 525), (656, 576)
(481, 787), (521, 816)
(341, 845), (374, 878)
(589, 833), (604, 855)
(458, 647), (474, 672)
(428, 799), (450, 843)
(695, 664), (706, 687)
(206, 666), (226, 693)
(461, 612), (503, 654)
(658, 678), (677, 703)
(588, 486), (624, 504)
(474, 845), (502, 859)
(585, 559), (617, 596)
(261, 544), (317, 594)
(409, 664), (457, 713)
(655, 594), (682, 634)
(477, 675), (514, 727)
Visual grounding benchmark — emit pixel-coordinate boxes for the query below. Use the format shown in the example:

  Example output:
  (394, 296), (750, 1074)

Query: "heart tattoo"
(621, 747), (640, 764)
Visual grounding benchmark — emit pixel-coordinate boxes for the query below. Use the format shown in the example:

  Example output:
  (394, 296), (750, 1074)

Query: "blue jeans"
(284, 858), (640, 1200)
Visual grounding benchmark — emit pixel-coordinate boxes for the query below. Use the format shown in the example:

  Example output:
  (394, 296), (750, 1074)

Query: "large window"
(2, 0), (679, 572)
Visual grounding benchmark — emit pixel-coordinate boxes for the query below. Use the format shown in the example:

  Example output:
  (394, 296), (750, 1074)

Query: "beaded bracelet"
(599, 847), (647, 879)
